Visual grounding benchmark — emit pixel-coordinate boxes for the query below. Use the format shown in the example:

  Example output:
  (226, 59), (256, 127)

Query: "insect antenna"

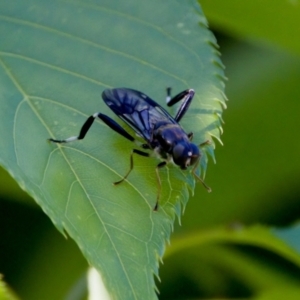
(193, 172), (212, 192)
(192, 157), (212, 193)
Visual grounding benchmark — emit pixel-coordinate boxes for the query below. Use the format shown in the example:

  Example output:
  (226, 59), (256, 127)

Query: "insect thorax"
(151, 123), (189, 160)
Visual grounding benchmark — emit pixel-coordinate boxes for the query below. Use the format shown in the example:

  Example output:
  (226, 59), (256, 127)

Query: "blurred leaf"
(255, 287), (300, 300)
(0, 276), (18, 300)
(182, 42), (300, 229)
(159, 226), (300, 298)
(273, 224), (300, 254)
(0, 197), (87, 300)
(0, 166), (33, 204)
(200, 0), (300, 55)
(16, 228), (87, 300)
(0, 0), (225, 299)
(166, 225), (300, 265)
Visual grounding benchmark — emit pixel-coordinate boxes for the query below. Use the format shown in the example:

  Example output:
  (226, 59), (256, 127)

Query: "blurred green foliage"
(1, 0), (300, 299)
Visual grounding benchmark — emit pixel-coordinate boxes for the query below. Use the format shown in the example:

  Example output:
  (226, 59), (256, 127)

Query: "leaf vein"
(0, 15), (188, 84)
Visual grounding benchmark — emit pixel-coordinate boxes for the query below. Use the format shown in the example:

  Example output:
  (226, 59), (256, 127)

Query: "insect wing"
(102, 88), (176, 141)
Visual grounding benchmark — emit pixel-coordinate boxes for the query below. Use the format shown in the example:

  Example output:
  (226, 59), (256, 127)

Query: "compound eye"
(173, 143), (200, 169)
(173, 144), (185, 161)
(190, 143), (200, 166)
(173, 144), (190, 170)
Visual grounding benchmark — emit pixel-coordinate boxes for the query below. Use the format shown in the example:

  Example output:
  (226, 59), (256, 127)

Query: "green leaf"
(273, 224), (300, 254)
(0, 276), (18, 300)
(255, 287), (300, 300)
(165, 225), (300, 264)
(160, 226), (300, 298)
(0, 0), (225, 299)
(200, 0), (300, 55)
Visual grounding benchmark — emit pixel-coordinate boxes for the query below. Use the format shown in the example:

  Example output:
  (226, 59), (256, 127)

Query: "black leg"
(114, 149), (149, 185)
(48, 113), (135, 144)
(48, 115), (95, 143)
(187, 132), (194, 140)
(153, 161), (167, 211)
(166, 89), (195, 123)
(166, 87), (172, 103)
(98, 113), (135, 142)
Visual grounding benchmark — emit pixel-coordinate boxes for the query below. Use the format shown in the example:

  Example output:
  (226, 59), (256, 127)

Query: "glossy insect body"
(151, 122), (200, 169)
(102, 88), (200, 169)
(49, 88), (211, 210)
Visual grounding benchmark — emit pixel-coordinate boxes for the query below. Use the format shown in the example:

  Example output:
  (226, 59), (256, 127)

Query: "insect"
(48, 88), (211, 210)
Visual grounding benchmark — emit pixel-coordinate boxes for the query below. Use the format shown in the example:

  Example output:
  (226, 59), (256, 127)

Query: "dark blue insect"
(49, 88), (211, 210)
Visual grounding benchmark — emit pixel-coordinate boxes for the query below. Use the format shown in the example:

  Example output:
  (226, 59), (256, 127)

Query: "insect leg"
(187, 132), (194, 140)
(98, 113), (135, 142)
(192, 158), (212, 193)
(166, 87), (172, 103)
(166, 89), (195, 123)
(48, 114), (95, 143)
(154, 161), (167, 211)
(199, 140), (211, 147)
(48, 113), (135, 143)
(114, 149), (149, 185)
